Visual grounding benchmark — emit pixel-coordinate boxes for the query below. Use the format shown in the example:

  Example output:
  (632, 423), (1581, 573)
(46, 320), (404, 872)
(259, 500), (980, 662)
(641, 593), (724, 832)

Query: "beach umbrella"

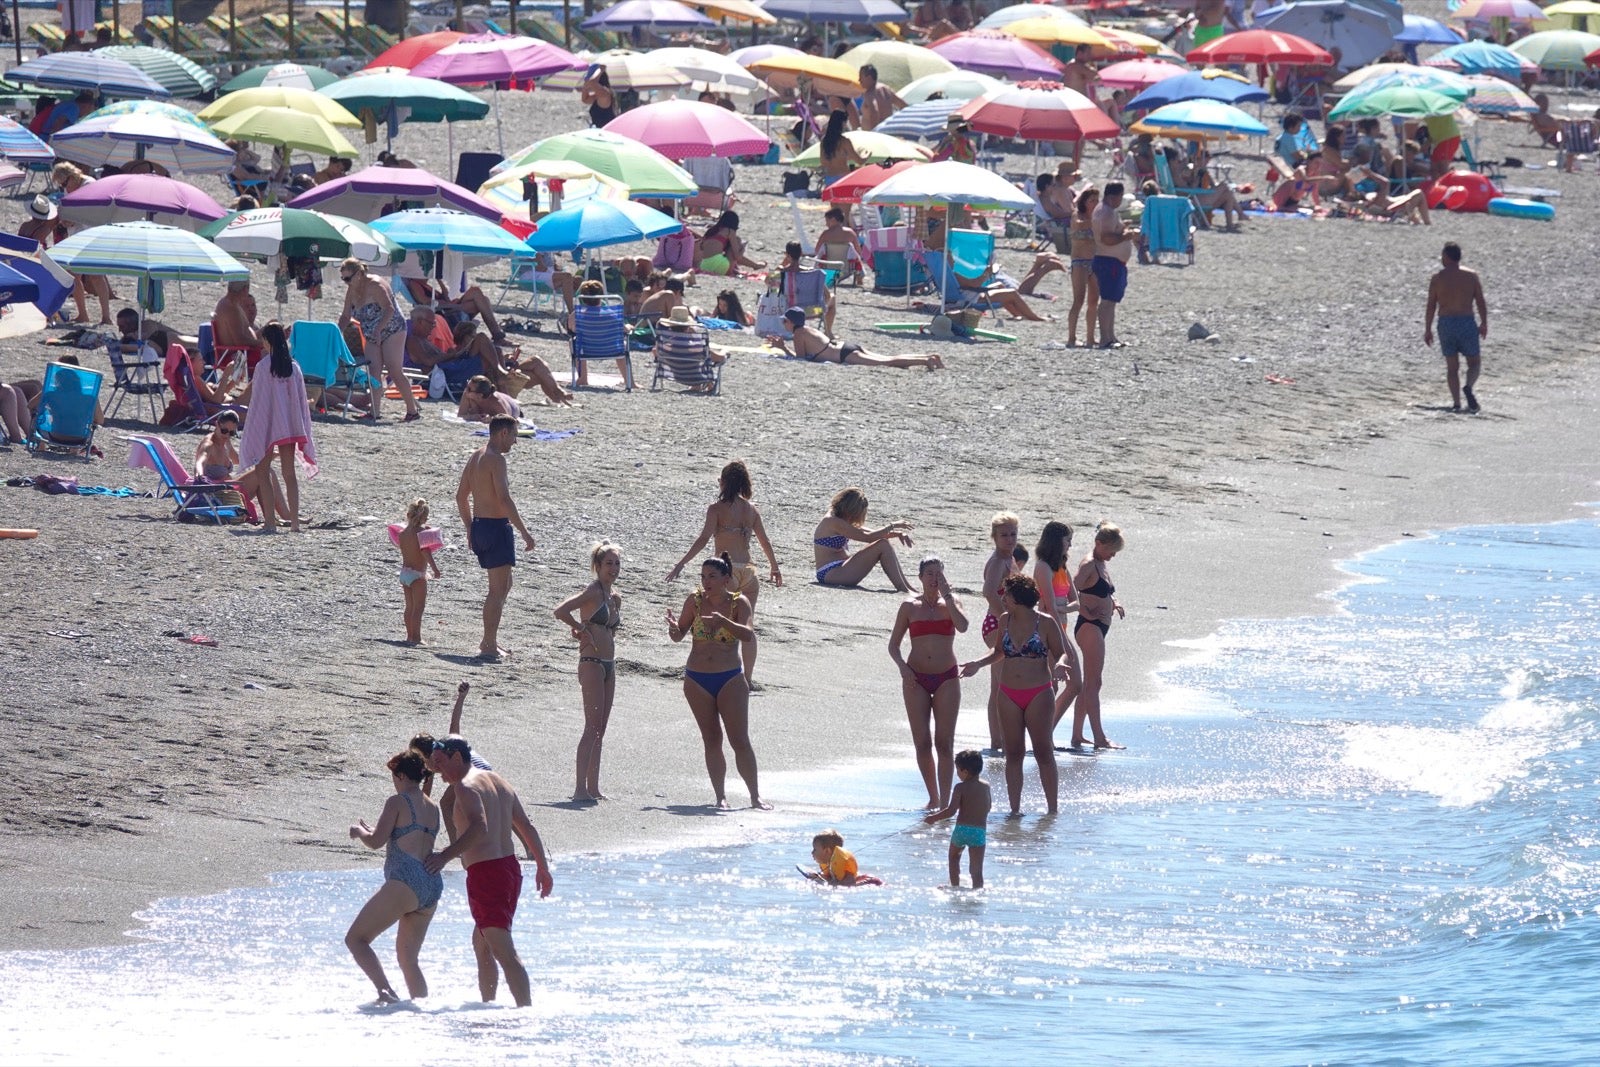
(499, 129), (697, 198)
(1000, 17), (1112, 49)
(1186, 29), (1332, 66)
(1333, 61), (1436, 90)
(478, 159), (630, 216)
(1126, 70), (1270, 111)
(1425, 40), (1538, 75)
(728, 43), (804, 67)
(1098, 58), (1188, 91)
(978, 4), (1087, 30)
(646, 47), (764, 93)
(1334, 64), (1472, 94)
(956, 82), (1119, 142)
(366, 31), (467, 71)
(1093, 28), (1185, 62)
(0, 117), (53, 162)
(747, 53), (862, 96)
(58, 173), (227, 231)
(6, 52), (172, 99)
(603, 100), (770, 159)
(408, 33), (584, 84)
(1395, 13), (1464, 44)
(1327, 78), (1469, 119)
(581, 0), (715, 31)
(220, 62), (340, 92)
(96, 45), (217, 99)
(1136, 99), (1270, 136)
(47, 220), (249, 281)
(199, 207), (400, 264)
(788, 129), (932, 165)
(200, 87), (361, 128)
(1254, 0), (1401, 69)
(0, 261), (42, 307)
(1540, 0), (1600, 32)
(837, 41), (956, 91)
(677, 0), (776, 23)
(757, 0), (909, 21)
(875, 98), (969, 139)
(51, 114), (235, 174)
(320, 74), (491, 127)
(84, 99), (210, 130)
(1460, 73), (1538, 113)
(368, 208), (529, 257)
(898, 70), (1005, 104)
(926, 30), (1063, 81)
(1509, 29), (1600, 71)
(819, 159), (922, 203)
(555, 49), (691, 91)
(525, 198), (680, 252)
(861, 159), (1033, 210)
(289, 164), (505, 221)
(1449, 0), (1544, 22)
(208, 107), (359, 158)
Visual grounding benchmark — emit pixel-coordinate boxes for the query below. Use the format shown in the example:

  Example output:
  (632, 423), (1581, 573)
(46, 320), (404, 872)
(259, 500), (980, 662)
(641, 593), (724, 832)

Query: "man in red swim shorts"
(426, 737), (553, 1007)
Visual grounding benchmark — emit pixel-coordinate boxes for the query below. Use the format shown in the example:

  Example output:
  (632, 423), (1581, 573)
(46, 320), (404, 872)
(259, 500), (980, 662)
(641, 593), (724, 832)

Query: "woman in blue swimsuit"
(345, 750), (444, 1004)
(666, 554), (769, 810)
(811, 486), (915, 592)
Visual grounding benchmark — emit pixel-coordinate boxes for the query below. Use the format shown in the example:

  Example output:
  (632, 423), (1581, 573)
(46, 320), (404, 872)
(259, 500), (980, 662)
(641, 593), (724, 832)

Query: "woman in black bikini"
(553, 541), (623, 802)
(1071, 522), (1126, 751)
(981, 512), (1022, 754)
(888, 556), (969, 810)
(768, 308), (943, 370)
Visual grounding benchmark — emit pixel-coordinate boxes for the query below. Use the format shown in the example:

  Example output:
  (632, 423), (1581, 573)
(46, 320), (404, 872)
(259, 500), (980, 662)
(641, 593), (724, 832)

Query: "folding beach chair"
(1558, 120), (1595, 172)
(569, 296), (634, 391)
(126, 433), (252, 524)
(105, 339), (166, 424)
(683, 156), (735, 217)
(498, 254), (556, 312)
(290, 320), (366, 419)
(863, 226), (928, 293)
(171, 355), (245, 432)
(1140, 195), (1195, 265)
(1153, 153), (1214, 229)
(653, 325), (722, 395)
(27, 362), (103, 461)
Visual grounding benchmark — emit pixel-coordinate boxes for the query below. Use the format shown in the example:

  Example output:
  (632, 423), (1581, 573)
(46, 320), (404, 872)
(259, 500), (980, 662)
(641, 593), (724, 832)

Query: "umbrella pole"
(448, 121), (455, 177)
(228, 0), (239, 72)
(11, 0), (20, 64)
(495, 88), (505, 157)
(287, 0), (297, 62)
(342, 0), (351, 54)
(563, 0), (572, 49)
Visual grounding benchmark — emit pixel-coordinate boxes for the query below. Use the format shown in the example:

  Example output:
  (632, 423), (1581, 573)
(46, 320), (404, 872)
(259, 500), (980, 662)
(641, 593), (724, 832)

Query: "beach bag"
(499, 368), (532, 397)
(754, 292), (787, 336)
(781, 170), (810, 195)
(428, 367), (447, 399)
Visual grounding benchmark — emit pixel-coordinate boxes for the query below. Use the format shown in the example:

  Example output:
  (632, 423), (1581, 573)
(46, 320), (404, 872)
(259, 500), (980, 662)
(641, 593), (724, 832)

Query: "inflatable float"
(1486, 197), (1555, 221)
(0, 529), (39, 539)
(386, 524), (444, 550)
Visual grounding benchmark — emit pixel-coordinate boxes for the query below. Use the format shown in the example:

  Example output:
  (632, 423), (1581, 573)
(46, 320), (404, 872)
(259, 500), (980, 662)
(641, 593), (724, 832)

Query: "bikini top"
(814, 533), (849, 550)
(1079, 566), (1115, 599)
(390, 791), (437, 841)
(1002, 621), (1049, 659)
(692, 591), (743, 643)
(908, 617), (955, 639)
(1051, 568), (1072, 599)
(588, 592), (621, 631)
(716, 507), (752, 540)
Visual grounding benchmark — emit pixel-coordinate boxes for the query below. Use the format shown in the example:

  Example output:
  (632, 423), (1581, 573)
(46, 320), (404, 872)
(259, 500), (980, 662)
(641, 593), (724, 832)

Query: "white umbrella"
(861, 159), (1033, 210)
(649, 47), (765, 93)
(541, 49), (690, 91)
(51, 114), (235, 174)
(898, 70), (1005, 105)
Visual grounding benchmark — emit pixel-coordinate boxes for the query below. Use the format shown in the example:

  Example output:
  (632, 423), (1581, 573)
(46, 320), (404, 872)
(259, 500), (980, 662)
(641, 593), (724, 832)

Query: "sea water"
(4, 519), (1599, 1065)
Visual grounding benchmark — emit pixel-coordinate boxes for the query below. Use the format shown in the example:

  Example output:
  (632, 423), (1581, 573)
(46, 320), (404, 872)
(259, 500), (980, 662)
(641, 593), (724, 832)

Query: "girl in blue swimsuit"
(667, 553), (769, 810)
(811, 486), (915, 592)
(345, 751), (444, 1005)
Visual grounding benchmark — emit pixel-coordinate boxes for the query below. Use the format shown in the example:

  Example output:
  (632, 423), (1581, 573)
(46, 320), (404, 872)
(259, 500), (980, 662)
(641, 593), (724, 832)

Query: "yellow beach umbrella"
(199, 86), (361, 129)
(679, 0), (777, 23)
(1000, 18), (1111, 49)
(788, 129), (932, 166)
(208, 105), (359, 156)
(747, 53), (863, 96)
(836, 40), (956, 90)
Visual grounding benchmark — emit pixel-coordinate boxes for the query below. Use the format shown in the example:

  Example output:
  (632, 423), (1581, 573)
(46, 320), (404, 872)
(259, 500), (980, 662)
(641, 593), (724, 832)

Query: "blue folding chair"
(27, 362), (104, 461)
(569, 296), (634, 391)
(1140, 195), (1195, 265)
(290, 320), (367, 419)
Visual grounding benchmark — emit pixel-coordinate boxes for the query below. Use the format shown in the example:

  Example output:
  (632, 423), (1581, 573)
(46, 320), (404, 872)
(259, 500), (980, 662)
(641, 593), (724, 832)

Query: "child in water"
(810, 829), (884, 887)
(924, 750), (991, 888)
(398, 498), (442, 646)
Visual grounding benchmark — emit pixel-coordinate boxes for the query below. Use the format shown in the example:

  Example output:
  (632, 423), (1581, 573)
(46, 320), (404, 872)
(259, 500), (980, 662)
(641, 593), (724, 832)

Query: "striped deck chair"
(569, 296), (634, 391)
(27, 23), (67, 49)
(205, 13), (275, 57)
(652, 323), (722, 395)
(143, 15), (214, 57)
(1560, 119), (1596, 172)
(27, 362), (103, 461)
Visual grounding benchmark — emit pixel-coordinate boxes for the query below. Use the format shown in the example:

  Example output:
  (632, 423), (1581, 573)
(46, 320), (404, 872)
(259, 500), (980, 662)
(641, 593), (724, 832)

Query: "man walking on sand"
(1091, 182), (1135, 349)
(456, 414), (536, 661)
(425, 737), (553, 1008)
(1423, 241), (1488, 414)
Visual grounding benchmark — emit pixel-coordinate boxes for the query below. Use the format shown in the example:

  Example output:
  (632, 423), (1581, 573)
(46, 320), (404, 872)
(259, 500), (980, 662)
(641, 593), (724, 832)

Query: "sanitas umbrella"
(208, 106), (359, 158)
(581, 0), (715, 31)
(96, 45), (217, 99)
(525, 198), (681, 252)
(1127, 70), (1269, 110)
(789, 130), (932, 165)
(59, 173), (227, 231)
(603, 100), (770, 159)
(288, 165), (504, 222)
(837, 41), (956, 91)
(1509, 29), (1600, 71)
(6, 52), (172, 99)
(1135, 98), (1270, 136)
(369, 208), (530, 257)
(1186, 29), (1332, 65)
(500, 129), (698, 198)
(926, 30), (1063, 81)
(200, 87), (361, 128)
(957, 82), (1119, 142)
(47, 220), (249, 281)
(52, 114), (235, 174)
(221, 62), (340, 92)
(898, 70), (1004, 104)
(861, 159), (1033, 210)
(200, 207), (399, 264)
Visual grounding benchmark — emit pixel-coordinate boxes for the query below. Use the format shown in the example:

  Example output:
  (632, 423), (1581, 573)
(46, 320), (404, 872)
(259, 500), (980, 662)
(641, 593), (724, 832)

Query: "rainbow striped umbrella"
(1460, 73), (1538, 114)
(47, 220), (249, 282)
(0, 117), (53, 162)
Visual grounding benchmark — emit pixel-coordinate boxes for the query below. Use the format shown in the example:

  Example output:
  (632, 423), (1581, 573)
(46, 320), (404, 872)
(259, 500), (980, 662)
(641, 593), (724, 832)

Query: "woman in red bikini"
(888, 556), (970, 810)
(980, 512), (1023, 754)
(962, 574), (1072, 816)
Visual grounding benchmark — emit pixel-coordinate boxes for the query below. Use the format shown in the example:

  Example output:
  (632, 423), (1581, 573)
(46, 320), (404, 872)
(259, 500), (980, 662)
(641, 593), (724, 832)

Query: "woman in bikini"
(812, 486), (914, 593)
(345, 750), (443, 1005)
(1067, 187), (1100, 348)
(338, 258), (419, 422)
(818, 109), (866, 188)
(553, 541), (623, 803)
(769, 307), (943, 370)
(666, 460), (783, 684)
(980, 512), (1023, 754)
(1032, 521), (1083, 731)
(695, 210), (765, 276)
(1071, 522), (1126, 752)
(666, 554), (769, 810)
(961, 574), (1071, 816)
(888, 556), (969, 810)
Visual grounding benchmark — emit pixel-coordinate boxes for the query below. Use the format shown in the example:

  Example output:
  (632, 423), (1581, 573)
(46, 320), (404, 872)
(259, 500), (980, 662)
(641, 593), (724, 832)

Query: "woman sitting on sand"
(553, 541), (623, 803)
(1071, 522), (1127, 752)
(666, 554), (769, 810)
(767, 307), (944, 370)
(345, 750), (443, 1005)
(696, 211), (764, 276)
(888, 556), (968, 809)
(812, 486), (914, 592)
(666, 460), (783, 684)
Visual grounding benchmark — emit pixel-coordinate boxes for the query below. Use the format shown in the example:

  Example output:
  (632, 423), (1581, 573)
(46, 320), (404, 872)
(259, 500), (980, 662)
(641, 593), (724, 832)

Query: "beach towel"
(238, 359), (318, 477)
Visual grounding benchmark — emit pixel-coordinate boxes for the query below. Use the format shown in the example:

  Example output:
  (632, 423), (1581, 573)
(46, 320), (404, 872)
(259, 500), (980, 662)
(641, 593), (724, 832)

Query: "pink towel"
(238, 359), (318, 477)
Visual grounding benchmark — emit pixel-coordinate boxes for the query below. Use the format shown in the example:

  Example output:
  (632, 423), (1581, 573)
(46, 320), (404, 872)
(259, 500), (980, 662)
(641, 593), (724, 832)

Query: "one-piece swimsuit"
(385, 792), (443, 910)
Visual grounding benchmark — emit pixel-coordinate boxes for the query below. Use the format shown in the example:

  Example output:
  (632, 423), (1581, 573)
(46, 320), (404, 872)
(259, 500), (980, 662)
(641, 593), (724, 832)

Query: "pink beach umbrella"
(957, 82), (1119, 142)
(409, 33), (585, 154)
(57, 172), (227, 232)
(287, 165), (503, 223)
(1098, 57), (1188, 90)
(1448, 0), (1546, 21)
(603, 100), (770, 159)
(927, 29), (1064, 80)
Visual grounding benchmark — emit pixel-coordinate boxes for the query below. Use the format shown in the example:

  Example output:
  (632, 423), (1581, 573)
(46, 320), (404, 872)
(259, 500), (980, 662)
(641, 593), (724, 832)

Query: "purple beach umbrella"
(57, 172), (227, 232)
(286, 165), (504, 223)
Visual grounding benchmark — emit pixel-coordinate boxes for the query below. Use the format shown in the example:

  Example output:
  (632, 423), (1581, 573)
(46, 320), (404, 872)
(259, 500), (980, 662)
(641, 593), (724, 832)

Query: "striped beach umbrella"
(5, 52), (172, 99)
(957, 82), (1120, 142)
(83, 99), (211, 131)
(200, 207), (400, 264)
(1460, 73), (1538, 114)
(47, 220), (249, 282)
(51, 114), (235, 174)
(874, 98), (969, 140)
(221, 62), (340, 93)
(0, 116), (54, 162)
(96, 46), (217, 99)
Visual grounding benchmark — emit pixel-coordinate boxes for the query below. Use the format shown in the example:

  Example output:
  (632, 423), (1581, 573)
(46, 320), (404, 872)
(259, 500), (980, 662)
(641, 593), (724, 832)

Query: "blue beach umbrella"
(1136, 99), (1269, 138)
(525, 199), (680, 253)
(369, 208), (531, 257)
(875, 98), (967, 140)
(0, 117), (53, 162)
(1425, 40), (1529, 76)
(5, 52), (172, 99)
(1254, 0), (1403, 69)
(1396, 13), (1465, 44)
(1126, 71), (1270, 112)
(46, 221), (250, 281)
(83, 99), (212, 131)
(0, 261), (42, 307)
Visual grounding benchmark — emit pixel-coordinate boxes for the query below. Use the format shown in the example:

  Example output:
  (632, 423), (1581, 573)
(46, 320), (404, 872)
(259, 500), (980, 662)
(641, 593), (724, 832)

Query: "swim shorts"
(1437, 314), (1480, 359)
(1192, 22), (1224, 46)
(950, 824), (987, 849)
(466, 854), (524, 931)
(1091, 256), (1128, 304)
(471, 516), (515, 570)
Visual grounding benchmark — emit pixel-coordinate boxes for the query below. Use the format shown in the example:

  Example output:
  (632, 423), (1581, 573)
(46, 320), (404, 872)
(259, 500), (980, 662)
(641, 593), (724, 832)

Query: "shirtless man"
(409, 306), (572, 406)
(1423, 241), (1488, 414)
(858, 65), (905, 132)
(1191, 0), (1231, 49)
(1090, 181), (1135, 349)
(424, 737), (552, 1008)
(456, 415), (537, 661)
(639, 276), (689, 322)
(768, 307), (944, 369)
(212, 281), (264, 373)
(1059, 46), (1100, 168)
(1529, 94), (1560, 148)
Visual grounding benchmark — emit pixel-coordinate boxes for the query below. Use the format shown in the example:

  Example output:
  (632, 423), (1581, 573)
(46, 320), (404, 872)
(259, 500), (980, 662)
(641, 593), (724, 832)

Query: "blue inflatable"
(1487, 197), (1555, 221)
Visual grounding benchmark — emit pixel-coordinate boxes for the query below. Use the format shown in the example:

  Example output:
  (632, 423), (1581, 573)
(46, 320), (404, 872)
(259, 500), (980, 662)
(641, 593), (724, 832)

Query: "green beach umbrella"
(46, 220), (249, 281)
(96, 46), (218, 100)
(499, 129), (696, 199)
(200, 206), (400, 265)
(221, 62), (341, 93)
(319, 73), (491, 125)
(1328, 73), (1471, 120)
(1508, 29), (1600, 71)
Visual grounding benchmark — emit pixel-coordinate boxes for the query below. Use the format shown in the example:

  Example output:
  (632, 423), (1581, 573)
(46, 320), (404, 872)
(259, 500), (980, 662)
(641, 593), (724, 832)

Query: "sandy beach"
(1, 80), (1597, 953)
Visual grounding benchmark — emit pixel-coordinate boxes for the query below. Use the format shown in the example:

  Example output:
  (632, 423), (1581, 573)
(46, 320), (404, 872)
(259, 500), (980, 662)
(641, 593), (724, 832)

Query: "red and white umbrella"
(603, 100), (770, 160)
(820, 159), (923, 204)
(1098, 57), (1188, 90)
(927, 30), (1064, 81)
(1186, 29), (1332, 66)
(957, 82), (1119, 142)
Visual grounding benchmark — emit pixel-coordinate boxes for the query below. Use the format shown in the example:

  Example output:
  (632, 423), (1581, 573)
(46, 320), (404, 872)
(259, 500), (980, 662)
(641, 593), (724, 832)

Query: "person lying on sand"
(766, 308), (943, 370)
(457, 375), (522, 422)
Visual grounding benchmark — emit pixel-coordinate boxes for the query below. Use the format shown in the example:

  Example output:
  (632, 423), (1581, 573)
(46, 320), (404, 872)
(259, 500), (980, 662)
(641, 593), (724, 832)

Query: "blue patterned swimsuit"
(385, 792), (443, 910)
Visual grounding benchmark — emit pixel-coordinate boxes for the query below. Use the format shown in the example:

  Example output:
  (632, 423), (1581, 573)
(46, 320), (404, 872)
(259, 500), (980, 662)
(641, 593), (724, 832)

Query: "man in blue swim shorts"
(1423, 241), (1488, 414)
(456, 414), (536, 662)
(1091, 181), (1136, 350)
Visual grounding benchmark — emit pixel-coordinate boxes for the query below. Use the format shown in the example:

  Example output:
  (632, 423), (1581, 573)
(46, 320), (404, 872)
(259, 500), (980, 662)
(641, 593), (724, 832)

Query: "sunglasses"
(218, 427), (237, 436)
